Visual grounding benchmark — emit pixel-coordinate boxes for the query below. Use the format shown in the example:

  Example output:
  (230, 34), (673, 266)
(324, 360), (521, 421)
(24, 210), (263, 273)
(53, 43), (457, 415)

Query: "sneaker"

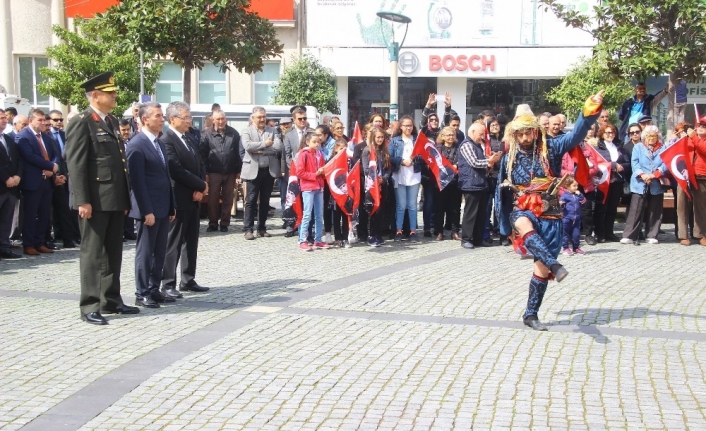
(423, 230), (432, 238)
(408, 232), (420, 243)
(585, 235), (597, 245)
(348, 231), (358, 244)
(367, 237), (379, 247)
(313, 241), (331, 249)
(323, 233), (333, 244)
(646, 238), (659, 244)
(298, 242), (312, 252)
(573, 248), (585, 255)
(619, 238), (631, 244)
(342, 240), (351, 248)
(394, 232), (403, 242)
(562, 248), (574, 256)
(376, 236), (385, 246)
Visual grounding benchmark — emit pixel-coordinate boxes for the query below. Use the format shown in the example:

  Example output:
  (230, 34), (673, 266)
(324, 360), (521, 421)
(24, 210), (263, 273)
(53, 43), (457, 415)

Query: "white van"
(0, 94), (32, 116)
(189, 104), (320, 131)
(123, 103), (320, 132)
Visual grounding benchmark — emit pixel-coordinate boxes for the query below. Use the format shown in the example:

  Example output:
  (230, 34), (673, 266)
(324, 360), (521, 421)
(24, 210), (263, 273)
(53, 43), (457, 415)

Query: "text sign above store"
(398, 51), (499, 76)
(686, 77), (706, 103)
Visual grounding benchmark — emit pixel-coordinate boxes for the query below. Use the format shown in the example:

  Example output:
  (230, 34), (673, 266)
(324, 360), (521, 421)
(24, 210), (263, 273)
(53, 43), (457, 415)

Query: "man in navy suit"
(0, 109), (23, 259)
(16, 109), (59, 255)
(126, 102), (175, 308)
(161, 101), (210, 297)
(47, 109), (80, 248)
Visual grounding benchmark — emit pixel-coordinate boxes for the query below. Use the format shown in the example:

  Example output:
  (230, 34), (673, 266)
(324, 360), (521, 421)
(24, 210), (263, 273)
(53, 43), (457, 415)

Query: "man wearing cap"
(65, 71), (139, 325)
(618, 82), (667, 142)
(637, 115), (653, 129)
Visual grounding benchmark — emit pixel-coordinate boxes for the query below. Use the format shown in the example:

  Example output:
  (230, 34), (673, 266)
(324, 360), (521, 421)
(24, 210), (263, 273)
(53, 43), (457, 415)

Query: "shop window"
(18, 57), (50, 109)
(198, 63), (226, 105)
(254, 62), (280, 105)
(155, 62), (183, 103)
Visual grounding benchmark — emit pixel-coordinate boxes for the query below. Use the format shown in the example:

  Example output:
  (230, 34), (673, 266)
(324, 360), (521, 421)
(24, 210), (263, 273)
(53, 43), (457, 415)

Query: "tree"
(38, 19), (162, 115)
(273, 54), (341, 115)
(89, 0), (283, 103)
(539, 0), (706, 131)
(546, 55), (634, 122)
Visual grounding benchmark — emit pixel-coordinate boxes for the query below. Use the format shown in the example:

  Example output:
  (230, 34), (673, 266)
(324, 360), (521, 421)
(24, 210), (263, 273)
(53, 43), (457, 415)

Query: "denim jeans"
(395, 183), (420, 231)
(299, 190), (324, 243)
(422, 182), (436, 232)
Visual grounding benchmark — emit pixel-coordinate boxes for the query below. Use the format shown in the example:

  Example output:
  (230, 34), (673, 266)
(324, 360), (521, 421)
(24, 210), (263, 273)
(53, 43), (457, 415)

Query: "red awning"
(65, 0), (120, 19)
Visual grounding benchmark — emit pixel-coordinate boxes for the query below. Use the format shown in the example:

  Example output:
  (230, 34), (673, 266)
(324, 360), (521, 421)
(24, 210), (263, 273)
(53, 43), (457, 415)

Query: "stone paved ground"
(1, 206), (705, 431)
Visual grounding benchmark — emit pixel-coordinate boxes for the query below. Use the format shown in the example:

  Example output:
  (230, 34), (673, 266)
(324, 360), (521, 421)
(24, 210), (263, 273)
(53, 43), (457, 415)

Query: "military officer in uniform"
(65, 71), (140, 325)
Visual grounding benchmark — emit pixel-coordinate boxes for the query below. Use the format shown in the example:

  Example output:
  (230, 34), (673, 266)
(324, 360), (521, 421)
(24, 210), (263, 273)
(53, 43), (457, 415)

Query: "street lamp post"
(376, 11), (411, 123)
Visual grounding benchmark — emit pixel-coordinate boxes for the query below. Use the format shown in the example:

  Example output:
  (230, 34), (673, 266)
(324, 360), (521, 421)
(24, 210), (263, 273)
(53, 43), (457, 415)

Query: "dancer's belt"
(509, 178), (564, 220)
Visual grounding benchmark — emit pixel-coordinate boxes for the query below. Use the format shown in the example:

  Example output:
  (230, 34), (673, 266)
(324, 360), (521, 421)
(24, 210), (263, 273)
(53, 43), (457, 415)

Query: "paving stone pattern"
(1, 211), (704, 430)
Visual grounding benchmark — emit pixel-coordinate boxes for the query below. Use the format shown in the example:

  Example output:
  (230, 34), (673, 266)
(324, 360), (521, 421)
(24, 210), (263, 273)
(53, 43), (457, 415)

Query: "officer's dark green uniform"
(65, 72), (133, 323)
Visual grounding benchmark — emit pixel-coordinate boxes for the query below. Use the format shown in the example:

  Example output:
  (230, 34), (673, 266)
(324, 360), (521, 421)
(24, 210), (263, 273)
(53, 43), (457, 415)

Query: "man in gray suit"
(283, 105), (312, 175)
(241, 106), (282, 240)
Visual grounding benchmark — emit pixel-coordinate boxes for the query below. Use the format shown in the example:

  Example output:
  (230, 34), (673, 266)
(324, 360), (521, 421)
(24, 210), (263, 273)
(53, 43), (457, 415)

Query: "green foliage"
(546, 56), (634, 121)
(37, 19), (162, 115)
(538, 0), (706, 82)
(89, 0), (283, 102)
(273, 54), (341, 115)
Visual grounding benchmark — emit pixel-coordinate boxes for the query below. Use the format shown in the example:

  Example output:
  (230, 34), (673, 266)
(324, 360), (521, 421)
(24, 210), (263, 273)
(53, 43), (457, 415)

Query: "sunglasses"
(629, 131), (641, 135)
(296, 117), (307, 121)
(50, 118), (64, 122)
(428, 117), (439, 122)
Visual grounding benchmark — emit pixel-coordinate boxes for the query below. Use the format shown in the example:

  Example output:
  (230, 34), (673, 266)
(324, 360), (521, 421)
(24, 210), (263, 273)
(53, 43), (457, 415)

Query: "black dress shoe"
(523, 316), (548, 331)
(161, 288), (183, 299)
(206, 225), (218, 232)
(0, 250), (22, 259)
(257, 230), (271, 237)
(606, 234), (621, 242)
(123, 233), (137, 240)
(179, 283), (210, 292)
(45, 241), (59, 250)
(219, 225), (228, 232)
(63, 240), (78, 248)
(81, 312), (108, 325)
(102, 304), (140, 314)
(135, 296), (160, 308)
(481, 239), (494, 247)
(151, 290), (176, 303)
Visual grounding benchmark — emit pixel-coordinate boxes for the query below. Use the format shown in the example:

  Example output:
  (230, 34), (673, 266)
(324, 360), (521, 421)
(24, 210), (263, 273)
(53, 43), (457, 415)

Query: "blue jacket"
(560, 190), (586, 221)
(126, 131), (175, 219)
(389, 135), (422, 173)
(16, 128), (59, 191)
(629, 142), (666, 195)
(617, 91), (664, 140)
(457, 138), (488, 192)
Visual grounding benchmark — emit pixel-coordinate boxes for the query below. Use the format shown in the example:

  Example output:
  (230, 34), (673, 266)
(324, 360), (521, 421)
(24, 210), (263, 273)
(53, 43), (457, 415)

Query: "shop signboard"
(306, 0), (595, 48)
(686, 77), (706, 104)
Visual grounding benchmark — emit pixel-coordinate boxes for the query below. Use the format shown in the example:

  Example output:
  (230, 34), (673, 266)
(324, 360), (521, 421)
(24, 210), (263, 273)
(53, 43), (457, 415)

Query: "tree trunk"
(667, 72), (676, 136)
(183, 64), (192, 104)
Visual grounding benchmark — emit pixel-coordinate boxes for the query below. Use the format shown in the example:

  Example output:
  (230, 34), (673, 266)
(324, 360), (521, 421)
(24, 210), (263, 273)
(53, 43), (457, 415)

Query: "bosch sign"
(429, 55), (496, 72)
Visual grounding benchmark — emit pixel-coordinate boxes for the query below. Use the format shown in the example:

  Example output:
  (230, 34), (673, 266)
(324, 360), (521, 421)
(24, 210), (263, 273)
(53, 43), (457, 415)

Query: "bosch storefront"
(304, 0), (596, 133)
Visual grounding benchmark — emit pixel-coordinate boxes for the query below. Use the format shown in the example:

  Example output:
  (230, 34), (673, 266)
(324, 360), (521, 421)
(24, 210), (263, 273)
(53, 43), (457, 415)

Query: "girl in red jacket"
(296, 131), (328, 251)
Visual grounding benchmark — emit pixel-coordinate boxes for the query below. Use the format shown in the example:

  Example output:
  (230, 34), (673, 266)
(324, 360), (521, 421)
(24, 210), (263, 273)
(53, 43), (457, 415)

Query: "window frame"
(253, 61), (281, 105)
(17, 56), (50, 109)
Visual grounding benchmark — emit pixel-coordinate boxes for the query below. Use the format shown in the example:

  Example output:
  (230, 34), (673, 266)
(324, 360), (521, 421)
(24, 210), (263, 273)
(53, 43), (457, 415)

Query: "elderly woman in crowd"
(620, 125), (667, 245)
(434, 126), (461, 240)
(593, 123), (631, 242)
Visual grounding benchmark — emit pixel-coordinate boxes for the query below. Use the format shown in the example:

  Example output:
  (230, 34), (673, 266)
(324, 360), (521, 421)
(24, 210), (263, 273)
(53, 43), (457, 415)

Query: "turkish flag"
(595, 161), (612, 204)
(364, 148), (381, 216)
(323, 150), (351, 215)
(282, 160), (303, 229)
(347, 121), (364, 157)
(347, 160), (361, 231)
(584, 142), (607, 164)
(412, 131), (458, 191)
(661, 137), (698, 199)
(567, 146), (590, 188)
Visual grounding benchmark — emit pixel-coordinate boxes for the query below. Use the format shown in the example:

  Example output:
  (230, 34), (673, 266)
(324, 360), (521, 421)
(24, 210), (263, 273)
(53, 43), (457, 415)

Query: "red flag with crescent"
(584, 143), (610, 204)
(323, 150), (351, 215)
(364, 147), (381, 216)
(661, 137), (698, 199)
(567, 146), (590, 188)
(411, 131), (458, 191)
(347, 160), (361, 230)
(282, 160), (303, 229)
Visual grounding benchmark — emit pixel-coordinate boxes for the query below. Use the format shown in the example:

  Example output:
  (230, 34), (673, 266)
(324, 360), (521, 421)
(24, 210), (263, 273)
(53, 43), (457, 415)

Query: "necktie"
(153, 138), (166, 166)
(181, 135), (195, 155)
(36, 134), (50, 161)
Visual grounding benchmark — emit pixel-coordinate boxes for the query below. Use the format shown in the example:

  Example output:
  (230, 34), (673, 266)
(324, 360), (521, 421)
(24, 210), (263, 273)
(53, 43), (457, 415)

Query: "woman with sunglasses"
(593, 123), (630, 243)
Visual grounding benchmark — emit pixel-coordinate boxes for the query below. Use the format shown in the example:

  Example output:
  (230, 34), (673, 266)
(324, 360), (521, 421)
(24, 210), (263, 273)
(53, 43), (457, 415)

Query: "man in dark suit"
(0, 109), (23, 259)
(16, 109), (60, 256)
(161, 101), (209, 296)
(65, 71), (139, 325)
(126, 102), (176, 309)
(46, 110), (80, 248)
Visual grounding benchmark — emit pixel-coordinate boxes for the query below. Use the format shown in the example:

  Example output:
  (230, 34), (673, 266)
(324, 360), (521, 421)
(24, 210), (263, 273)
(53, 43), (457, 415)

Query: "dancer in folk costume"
(497, 90), (604, 331)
